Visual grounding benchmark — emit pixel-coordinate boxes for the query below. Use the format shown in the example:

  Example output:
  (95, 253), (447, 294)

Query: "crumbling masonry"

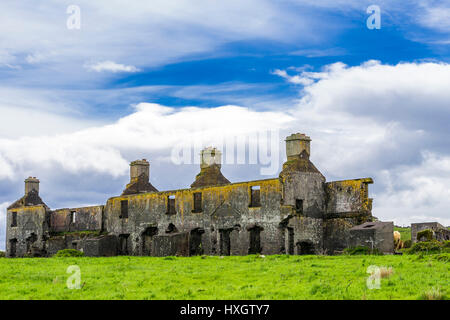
(5, 133), (387, 257)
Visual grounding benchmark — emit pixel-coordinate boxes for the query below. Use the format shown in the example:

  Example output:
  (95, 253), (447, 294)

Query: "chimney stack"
(122, 159), (158, 195)
(285, 133), (311, 160)
(129, 159), (150, 183)
(25, 177), (40, 195)
(200, 147), (222, 169)
(191, 147), (230, 188)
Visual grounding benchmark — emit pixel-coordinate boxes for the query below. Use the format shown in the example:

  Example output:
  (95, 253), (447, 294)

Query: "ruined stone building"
(411, 222), (450, 243)
(5, 133), (383, 258)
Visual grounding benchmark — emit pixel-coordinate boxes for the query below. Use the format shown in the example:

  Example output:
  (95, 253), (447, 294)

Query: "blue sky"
(1, 1), (450, 248)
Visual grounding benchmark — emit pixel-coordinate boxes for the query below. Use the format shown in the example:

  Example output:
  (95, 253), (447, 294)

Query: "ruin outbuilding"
(6, 133), (386, 257)
(411, 222), (450, 243)
(348, 221), (394, 254)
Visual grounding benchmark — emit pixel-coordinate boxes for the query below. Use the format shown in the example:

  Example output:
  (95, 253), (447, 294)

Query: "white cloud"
(0, 0), (330, 87)
(417, 3), (450, 32)
(0, 103), (294, 180)
(0, 202), (8, 251)
(273, 61), (450, 226)
(375, 152), (450, 226)
(0, 86), (104, 138)
(85, 61), (140, 73)
(272, 69), (314, 86)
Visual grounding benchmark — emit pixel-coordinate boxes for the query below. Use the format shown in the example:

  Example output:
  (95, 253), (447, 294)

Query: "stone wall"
(411, 222), (450, 243)
(50, 206), (103, 233)
(6, 205), (49, 257)
(103, 178), (286, 256)
(348, 221), (394, 254)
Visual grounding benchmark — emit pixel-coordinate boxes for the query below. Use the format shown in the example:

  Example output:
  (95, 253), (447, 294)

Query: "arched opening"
(118, 234), (130, 255)
(166, 223), (178, 234)
(142, 227), (158, 256)
(296, 240), (314, 255)
(287, 227), (294, 255)
(248, 225), (264, 254)
(9, 239), (17, 257)
(189, 228), (205, 256)
(26, 233), (37, 254)
(219, 228), (233, 256)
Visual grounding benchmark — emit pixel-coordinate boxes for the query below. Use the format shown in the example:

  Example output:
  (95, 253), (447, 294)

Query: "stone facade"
(348, 221), (394, 254)
(411, 222), (450, 243)
(5, 133), (379, 257)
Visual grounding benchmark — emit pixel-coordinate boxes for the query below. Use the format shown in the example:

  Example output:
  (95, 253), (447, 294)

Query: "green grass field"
(0, 254), (448, 300)
(394, 226), (411, 241)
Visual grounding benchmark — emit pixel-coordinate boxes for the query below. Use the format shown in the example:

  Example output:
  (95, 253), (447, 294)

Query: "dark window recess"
(120, 200), (128, 219)
(142, 227), (158, 256)
(9, 239), (17, 257)
(165, 223), (178, 234)
(250, 186), (261, 207)
(167, 195), (176, 214)
(295, 199), (303, 214)
(219, 229), (232, 256)
(118, 234), (130, 255)
(193, 192), (202, 212)
(11, 212), (17, 227)
(189, 228), (205, 256)
(70, 211), (77, 223)
(287, 227), (294, 255)
(26, 233), (37, 253)
(248, 226), (263, 254)
(297, 241), (314, 255)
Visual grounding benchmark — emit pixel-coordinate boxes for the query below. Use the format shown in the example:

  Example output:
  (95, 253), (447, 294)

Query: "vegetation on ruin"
(54, 249), (85, 257)
(49, 230), (104, 238)
(417, 229), (434, 241)
(343, 246), (383, 255)
(0, 254), (447, 300)
(406, 240), (450, 254)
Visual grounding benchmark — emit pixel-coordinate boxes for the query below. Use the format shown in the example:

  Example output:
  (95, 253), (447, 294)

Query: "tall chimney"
(191, 147), (230, 188)
(122, 159), (158, 195)
(25, 177), (40, 195)
(285, 133), (311, 160)
(129, 159), (150, 183)
(200, 147), (222, 169)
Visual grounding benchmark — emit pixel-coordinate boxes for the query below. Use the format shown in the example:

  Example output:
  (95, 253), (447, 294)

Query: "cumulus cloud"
(0, 103), (294, 180)
(375, 152), (450, 226)
(1, 60), (450, 250)
(0, 202), (8, 251)
(85, 61), (140, 73)
(274, 61), (450, 226)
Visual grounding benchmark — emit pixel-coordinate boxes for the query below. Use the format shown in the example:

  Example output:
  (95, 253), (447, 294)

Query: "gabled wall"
(6, 205), (49, 257)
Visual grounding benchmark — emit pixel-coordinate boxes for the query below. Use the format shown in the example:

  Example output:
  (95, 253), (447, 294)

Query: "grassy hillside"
(0, 254), (448, 300)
